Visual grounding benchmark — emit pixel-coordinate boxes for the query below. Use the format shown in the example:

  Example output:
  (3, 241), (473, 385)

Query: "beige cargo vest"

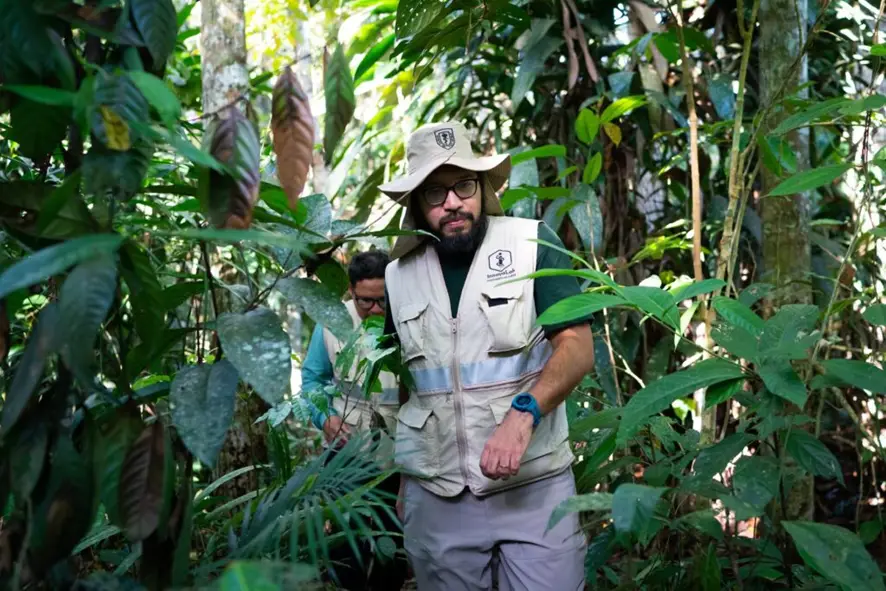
(322, 300), (399, 436)
(386, 216), (573, 497)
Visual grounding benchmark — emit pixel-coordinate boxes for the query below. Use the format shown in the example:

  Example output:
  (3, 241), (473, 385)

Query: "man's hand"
(322, 415), (352, 443)
(479, 410), (534, 480)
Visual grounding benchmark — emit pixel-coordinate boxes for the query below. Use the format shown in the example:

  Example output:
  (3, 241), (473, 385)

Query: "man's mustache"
(440, 212), (474, 225)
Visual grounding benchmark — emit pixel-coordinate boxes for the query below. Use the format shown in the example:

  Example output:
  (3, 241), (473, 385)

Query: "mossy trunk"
(200, 0), (268, 496)
(759, 0), (814, 523)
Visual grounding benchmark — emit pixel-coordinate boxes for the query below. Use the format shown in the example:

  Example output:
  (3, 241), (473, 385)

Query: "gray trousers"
(402, 469), (587, 591)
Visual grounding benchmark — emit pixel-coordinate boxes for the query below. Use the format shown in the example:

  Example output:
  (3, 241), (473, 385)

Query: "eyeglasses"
(355, 296), (386, 310)
(420, 178), (479, 206)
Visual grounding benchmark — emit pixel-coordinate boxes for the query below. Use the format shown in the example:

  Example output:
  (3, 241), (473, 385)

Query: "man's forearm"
(530, 324), (595, 415)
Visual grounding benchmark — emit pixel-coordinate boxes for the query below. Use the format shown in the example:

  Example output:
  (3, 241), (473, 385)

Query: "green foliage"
(323, 44), (356, 162)
(784, 521), (885, 591)
(217, 307), (291, 405)
(170, 361), (240, 467)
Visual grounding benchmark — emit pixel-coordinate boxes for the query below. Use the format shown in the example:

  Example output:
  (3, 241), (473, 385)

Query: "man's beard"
(434, 212), (488, 257)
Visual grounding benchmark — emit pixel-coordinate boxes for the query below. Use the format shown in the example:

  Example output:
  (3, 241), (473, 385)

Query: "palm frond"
(200, 431), (396, 578)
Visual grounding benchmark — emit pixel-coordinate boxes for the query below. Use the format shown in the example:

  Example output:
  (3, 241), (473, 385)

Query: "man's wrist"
(511, 392), (542, 428)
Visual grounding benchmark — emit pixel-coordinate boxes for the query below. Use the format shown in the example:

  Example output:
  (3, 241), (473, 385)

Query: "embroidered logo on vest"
(434, 128), (456, 150)
(487, 249), (515, 280)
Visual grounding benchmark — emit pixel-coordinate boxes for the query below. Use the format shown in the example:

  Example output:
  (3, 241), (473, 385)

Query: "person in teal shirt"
(299, 250), (389, 441)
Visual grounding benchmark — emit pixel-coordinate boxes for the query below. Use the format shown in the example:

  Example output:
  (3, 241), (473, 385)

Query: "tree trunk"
(759, 0), (812, 308)
(200, 0), (268, 496)
(759, 0), (814, 522)
(201, 0), (249, 116)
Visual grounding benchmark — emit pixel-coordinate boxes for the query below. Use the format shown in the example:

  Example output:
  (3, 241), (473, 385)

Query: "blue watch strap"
(511, 393), (542, 428)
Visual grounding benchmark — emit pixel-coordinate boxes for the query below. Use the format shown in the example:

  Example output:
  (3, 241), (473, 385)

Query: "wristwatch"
(511, 393), (542, 428)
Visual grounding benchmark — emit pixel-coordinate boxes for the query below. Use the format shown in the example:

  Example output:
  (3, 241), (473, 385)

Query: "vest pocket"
(489, 396), (556, 463)
(395, 403), (439, 477)
(479, 285), (530, 353)
(396, 302), (428, 362)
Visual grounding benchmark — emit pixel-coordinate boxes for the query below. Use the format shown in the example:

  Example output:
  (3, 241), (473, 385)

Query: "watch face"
(515, 394), (531, 406)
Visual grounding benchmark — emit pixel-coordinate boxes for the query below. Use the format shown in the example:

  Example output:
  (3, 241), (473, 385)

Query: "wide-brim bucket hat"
(379, 121), (511, 259)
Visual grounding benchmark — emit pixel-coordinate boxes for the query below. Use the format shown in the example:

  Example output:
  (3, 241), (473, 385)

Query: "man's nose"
(442, 189), (462, 210)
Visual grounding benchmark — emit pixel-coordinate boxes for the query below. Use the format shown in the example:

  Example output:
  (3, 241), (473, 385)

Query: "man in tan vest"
(381, 122), (595, 590)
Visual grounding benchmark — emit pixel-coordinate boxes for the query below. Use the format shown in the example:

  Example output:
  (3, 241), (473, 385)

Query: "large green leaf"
(119, 422), (167, 542)
(0, 1), (58, 82)
(568, 184), (604, 253)
(575, 109), (600, 144)
(131, 0), (178, 65)
(582, 152), (603, 184)
(600, 95), (647, 123)
(731, 455), (779, 515)
(863, 303), (886, 326)
(618, 359), (744, 445)
(770, 97), (848, 135)
(712, 296), (764, 334)
(9, 99), (69, 161)
(128, 70), (181, 125)
(706, 73), (735, 119)
(611, 484), (665, 538)
(536, 293), (625, 326)
(757, 359), (807, 407)
(57, 254), (118, 386)
(1, 303), (59, 433)
(511, 19), (561, 107)
(785, 431), (844, 485)
(757, 304), (819, 360)
(711, 323), (758, 360)
(511, 144), (567, 165)
(692, 433), (754, 481)
(821, 359), (886, 393)
(170, 360), (239, 467)
(621, 286), (680, 329)
(3, 84), (75, 106)
(354, 33), (395, 83)
(324, 44), (356, 162)
(783, 521), (885, 591)
(767, 164), (852, 197)
(120, 241), (165, 351)
(8, 416), (48, 500)
(277, 277), (353, 341)
(394, 0), (443, 39)
(91, 72), (149, 150)
(670, 279), (726, 302)
(547, 493), (613, 530)
(217, 307), (291, 405)
(92, 406), (144, 526)
(673, 509), (724, 541)
(84, 139), (154, 199)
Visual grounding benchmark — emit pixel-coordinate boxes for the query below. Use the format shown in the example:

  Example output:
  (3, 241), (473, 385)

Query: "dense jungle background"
(0, 0), (885, 588)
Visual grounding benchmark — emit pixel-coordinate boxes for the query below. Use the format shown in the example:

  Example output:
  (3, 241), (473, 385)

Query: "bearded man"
(381, 122), (595, 590)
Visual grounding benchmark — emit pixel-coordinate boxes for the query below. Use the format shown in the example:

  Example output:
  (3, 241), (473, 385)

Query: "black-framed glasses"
(355, 296), (386, 310)
(420, 178), (479, 206)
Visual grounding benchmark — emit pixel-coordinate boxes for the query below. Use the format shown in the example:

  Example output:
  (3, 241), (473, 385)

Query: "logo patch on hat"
(434, 128), (456, 150)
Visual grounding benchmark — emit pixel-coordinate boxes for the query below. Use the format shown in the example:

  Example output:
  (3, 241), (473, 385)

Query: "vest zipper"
(451, 318), (471, 487)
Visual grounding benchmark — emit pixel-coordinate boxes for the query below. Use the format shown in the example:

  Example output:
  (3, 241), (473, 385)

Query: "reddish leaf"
(272, 66), (314, 210)
(119, 421), (166, 542)
(207, 107), (261, 229)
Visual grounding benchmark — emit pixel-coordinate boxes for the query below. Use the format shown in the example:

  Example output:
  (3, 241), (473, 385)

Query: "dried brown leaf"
(119, 421), (166, 542)
(272, 66), (314, 210)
